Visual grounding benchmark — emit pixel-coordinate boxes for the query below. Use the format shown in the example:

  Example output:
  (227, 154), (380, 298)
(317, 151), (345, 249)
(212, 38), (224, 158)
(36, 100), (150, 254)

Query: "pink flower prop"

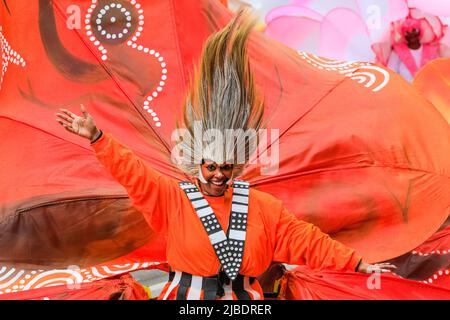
(392, 8), (445, 45)
(264, 0), (410, 61)
(408, 0), (450, 17)
(260, 0), (449, 66)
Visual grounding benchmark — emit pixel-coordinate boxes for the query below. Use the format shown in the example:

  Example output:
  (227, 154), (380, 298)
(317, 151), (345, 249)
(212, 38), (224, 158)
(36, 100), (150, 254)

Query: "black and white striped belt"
(165, 270), (257, 300)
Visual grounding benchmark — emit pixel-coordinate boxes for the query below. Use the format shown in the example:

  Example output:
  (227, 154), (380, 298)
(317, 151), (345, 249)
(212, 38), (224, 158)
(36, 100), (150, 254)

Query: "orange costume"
(91, 133), (362, 300)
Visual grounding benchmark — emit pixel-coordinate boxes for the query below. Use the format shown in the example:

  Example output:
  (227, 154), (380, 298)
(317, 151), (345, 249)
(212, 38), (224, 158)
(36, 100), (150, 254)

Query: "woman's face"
(199, 161), (234, 196)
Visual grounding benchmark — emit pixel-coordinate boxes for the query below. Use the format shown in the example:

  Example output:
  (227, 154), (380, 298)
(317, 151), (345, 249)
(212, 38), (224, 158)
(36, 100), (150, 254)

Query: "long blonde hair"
(176, 8), (264, 178)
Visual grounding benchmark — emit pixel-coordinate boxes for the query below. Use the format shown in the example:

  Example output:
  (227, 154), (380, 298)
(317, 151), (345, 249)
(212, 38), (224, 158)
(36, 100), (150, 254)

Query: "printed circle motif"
(90, 1), (137, 45)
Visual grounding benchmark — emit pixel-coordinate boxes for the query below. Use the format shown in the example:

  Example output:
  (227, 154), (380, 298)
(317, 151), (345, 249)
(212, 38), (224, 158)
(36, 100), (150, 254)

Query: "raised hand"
(55, 104), (101, 141)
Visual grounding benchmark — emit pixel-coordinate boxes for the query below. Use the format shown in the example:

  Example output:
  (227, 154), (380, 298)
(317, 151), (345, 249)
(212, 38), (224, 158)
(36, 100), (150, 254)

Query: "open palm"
(55, 105), (99, 140)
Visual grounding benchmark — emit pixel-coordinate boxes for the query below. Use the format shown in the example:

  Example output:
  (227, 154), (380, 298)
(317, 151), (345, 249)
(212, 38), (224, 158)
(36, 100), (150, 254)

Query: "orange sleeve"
(273, 208), (362, 271)
(91, 132), (178, 233)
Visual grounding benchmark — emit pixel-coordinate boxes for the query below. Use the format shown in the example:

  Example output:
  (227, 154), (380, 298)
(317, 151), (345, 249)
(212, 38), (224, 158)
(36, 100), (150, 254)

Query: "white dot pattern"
(0, 261), (163, 295)
(422, 268), (450, 285)
(179, 180), (250, 281)
(412, 249), (449, 257)
(0, 26), (27, 91)
(297, 51), (390, 93)
(85, 0), (165, 128)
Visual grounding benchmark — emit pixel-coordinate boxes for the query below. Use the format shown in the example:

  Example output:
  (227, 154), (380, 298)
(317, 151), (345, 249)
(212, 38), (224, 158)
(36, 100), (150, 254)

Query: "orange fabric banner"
(0, 274), (149, 300)
(279, 266), (450, 300)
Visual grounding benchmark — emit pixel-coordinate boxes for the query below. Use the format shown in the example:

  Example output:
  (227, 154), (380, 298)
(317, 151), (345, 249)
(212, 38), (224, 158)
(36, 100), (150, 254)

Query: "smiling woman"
(55, 8), (395, 300)
(198, 161), (234, 196)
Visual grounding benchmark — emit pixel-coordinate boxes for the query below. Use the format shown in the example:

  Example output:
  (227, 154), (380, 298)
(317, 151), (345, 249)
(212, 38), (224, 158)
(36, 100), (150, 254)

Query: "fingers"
(376, 263), (397, 269)
(55, 107), (86, 136)
(59, 108), (78, 119)
(80, 104), (89, 118)
(55, 111), (80, 133)
(55, 117), (71, 128)
(56, 118), (76, 134)
(55, 112), (74, 124)
(368, 263), (397, 273)
(56, 117), (73, 129)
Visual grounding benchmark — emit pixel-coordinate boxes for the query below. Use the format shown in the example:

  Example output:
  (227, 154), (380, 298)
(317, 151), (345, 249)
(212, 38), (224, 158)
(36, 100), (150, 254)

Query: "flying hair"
(176, 8), (264, 178)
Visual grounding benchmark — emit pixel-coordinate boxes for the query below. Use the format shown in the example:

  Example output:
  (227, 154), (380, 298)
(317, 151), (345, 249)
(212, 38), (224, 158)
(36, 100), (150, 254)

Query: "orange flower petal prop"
(413, 58), (450, 124)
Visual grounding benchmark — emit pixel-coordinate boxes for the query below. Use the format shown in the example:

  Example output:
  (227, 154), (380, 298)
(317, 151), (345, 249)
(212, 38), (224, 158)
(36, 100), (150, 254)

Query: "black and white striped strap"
(179, 180), (249, 281)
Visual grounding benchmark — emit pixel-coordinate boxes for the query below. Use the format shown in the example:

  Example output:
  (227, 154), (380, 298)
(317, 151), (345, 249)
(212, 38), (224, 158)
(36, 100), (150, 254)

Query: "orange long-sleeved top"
(91, 133), (362, 277)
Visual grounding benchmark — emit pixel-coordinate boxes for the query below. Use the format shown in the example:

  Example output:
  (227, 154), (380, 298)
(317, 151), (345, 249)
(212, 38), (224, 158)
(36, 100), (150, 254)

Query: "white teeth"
(211, 181), (224, 186)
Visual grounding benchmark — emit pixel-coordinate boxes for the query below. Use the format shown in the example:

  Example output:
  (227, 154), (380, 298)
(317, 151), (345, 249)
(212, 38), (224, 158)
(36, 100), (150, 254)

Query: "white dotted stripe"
(423, 269), (450, 284)
(201, 215), (222, 234)
(102, 263), (140, 275)
(229, 229), (246, 241)
(0, 267), (16, 282)
(298, 51), (368, 70)
(23, 270), (84, 290)
(227, 183), (248, 279)
(197, 206), (214, 218)
(112, 264), (131, 268)
(179, 183), (194, 190)
(0, 270), (25, 289)
(412, 249), (449, 256)
(0, 261), (163, 295)
(233, 188), (249, 196)
(297, 51), (389, 92)
(364, 267), (449, 286)
(179, 181), (249, 281)
(191, 198), (208, 208)
(0, 26), (27, 90)
(232, 195), (249, 205)
(209, 231), (227, 245)
(231, 204), (248, 214)
(233, 180), (249, 186)
(313, 55), (369, 69)
(85, 0), (165, 128)
(187, 192), (203, 200)
(230, 214), (247, 230)
(127, 42), (166, 128)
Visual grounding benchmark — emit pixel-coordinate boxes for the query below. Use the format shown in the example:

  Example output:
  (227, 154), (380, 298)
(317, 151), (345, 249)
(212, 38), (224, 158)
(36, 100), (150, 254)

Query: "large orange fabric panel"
(0, 274), (149, 300)
(242, 50), (450, 261)
(413, 58), (450, 124)
(279, 266), (450, 300)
